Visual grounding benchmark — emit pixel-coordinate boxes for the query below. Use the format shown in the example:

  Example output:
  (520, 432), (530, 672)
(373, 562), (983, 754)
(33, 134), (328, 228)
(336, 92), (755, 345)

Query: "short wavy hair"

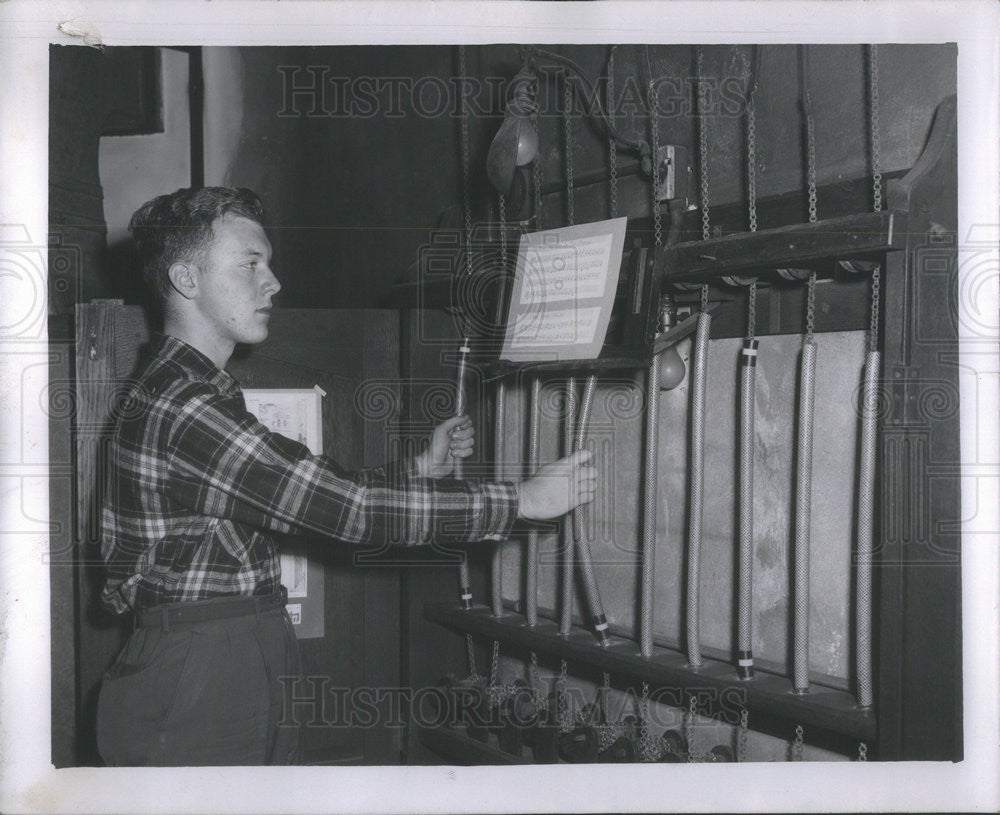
(128, 186), (265, 306)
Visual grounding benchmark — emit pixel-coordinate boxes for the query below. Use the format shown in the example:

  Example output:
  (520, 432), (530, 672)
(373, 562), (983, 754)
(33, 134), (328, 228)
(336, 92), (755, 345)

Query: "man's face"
(194, 214), (280, 346)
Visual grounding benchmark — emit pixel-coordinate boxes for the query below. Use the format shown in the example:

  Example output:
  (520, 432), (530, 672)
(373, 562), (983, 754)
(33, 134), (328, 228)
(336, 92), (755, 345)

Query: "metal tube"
(686, 312), (711, 666)
(573, 375), (610, 646)
(641, 359), (661, 658)
(855, 349), (879, 708)
(492, 379), (506, 617)
(559, 377), (577, 636)
(525, 376), (541, 627)
(455, 340), (473, 610)
(793, 339), (817, 693)
(737, 338), (758, 679)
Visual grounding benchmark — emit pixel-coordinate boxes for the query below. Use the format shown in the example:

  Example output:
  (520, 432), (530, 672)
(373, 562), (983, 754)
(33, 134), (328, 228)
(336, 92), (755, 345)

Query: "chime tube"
(455, 340), (473, 610)
(686, 311), (711, 667)
(855, 349), (879, 708)
(492, 379), (506, 617)
(573, 375), (610, 646)
(559, 377), (577, 636)
(793, 338), (817, 693)
(641, 359), (660, 658)
(737, 338), (758, 679)
(525, 376), (541, 627)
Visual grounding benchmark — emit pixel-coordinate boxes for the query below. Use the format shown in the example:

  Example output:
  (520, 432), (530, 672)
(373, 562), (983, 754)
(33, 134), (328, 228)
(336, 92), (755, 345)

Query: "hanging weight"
(558, 725), (600, 763)
(704, 744), (736, 762)
(659, 728), (689, 762)
(599, 735), (637, 763)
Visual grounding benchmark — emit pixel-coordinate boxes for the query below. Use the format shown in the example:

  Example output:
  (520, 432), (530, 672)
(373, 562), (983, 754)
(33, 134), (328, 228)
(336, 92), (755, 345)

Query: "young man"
(96, 186), (597, 766)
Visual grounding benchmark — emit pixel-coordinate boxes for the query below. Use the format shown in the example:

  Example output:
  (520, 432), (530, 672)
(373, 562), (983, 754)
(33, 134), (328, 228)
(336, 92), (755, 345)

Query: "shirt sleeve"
(164, 383), (519, 546)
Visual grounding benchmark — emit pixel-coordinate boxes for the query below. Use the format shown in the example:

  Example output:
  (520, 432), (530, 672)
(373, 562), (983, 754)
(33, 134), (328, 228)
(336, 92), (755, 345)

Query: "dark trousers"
(97, 600), (302, 766)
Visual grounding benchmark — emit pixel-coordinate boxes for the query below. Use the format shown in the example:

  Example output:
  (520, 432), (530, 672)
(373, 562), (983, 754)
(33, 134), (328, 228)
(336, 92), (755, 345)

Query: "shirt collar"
(150, 333), (242, 396)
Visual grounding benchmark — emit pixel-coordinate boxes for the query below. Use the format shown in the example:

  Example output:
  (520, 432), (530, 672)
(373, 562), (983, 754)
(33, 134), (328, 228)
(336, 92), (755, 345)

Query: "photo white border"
(0, 2), (997, 812)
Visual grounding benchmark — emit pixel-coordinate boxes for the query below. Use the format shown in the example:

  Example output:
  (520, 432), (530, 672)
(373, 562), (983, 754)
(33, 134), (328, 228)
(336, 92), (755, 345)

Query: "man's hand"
(415, 415), (475, 479)
(517, 449), (598, 521)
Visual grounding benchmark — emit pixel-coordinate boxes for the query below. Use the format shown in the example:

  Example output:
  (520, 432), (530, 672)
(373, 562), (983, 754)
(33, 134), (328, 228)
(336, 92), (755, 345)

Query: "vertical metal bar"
(525, 376), (541, 627)
(793, 339), (817, 693)
(737, 339), (758, 679)
(491, 380), (506, 617)
(686, 312), (711, 666)
(574, 375), (610, 646)
(641, 360), (661, 658)
(856, 349), (880, 708)
(559, 377), (577, 636)
(454, 341), (473, 611)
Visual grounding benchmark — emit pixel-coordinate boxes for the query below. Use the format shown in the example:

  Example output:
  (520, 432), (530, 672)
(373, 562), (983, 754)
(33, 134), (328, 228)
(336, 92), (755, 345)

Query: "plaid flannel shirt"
(101, 333), (519, 613)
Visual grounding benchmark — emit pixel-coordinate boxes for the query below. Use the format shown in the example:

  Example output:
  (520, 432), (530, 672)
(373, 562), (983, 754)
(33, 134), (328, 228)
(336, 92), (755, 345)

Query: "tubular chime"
(455, 45), (474, 613)
(854, 43), (882, 709)
(573, 375), (610, 644)
(736, 288), (758, 681)
(491, 194), (510, 618)
(792, 45), (820, 694)
(525, 376), (541, 627)
(559, 377), (577, 636)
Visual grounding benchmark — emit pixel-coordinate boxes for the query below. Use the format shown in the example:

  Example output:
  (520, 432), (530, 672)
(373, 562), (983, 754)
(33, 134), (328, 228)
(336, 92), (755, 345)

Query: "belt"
(136, 585), (288, 630)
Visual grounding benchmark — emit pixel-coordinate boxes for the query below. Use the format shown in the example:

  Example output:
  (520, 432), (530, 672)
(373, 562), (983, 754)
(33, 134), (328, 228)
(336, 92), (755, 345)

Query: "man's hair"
(129, 186), (265, 307)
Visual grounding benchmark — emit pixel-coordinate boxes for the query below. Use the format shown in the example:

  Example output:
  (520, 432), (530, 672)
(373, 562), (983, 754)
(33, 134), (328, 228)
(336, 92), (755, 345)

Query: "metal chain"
(645, 45), (663, 247)
(806, 104), (818, 223)
(792, 724), (804, 762)
(596, 671), (618, 749)
(528, 651), (548, 712)
(697, 46), (711, 241)
(858, 741), (868, 762)
(459, 45), (474, 278)
(563, 73), (575, 227)
(557, 659), (571, 733)
(747, 280), (757, 342)
(498, 193), (508, 274)
(869, 265), (881, 352)
(608, 46), (618, 220)
(806, 272), (816, 339)
(701, 284), (709, 313)
(743, 45), (759, 232)
(869, 44), (882, 213)
(685, 695), (698, 762)
(465, 633), (478, 681)
(488, 639), (503, 707)
(532, 108), (544, 230)
(738, 708), (749, 763)
(638, 681), (660, 761)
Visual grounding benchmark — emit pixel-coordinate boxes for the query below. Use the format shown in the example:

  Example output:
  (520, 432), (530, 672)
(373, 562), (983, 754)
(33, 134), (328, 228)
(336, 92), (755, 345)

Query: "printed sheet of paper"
(500, 217), (628, 362)
(242, 387), (326, 638)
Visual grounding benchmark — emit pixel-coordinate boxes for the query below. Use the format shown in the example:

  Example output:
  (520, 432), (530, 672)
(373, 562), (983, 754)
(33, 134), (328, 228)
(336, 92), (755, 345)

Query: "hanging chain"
(858, 741), (868, 762)
(528, 651), (548, 712)
(459, 46), (474, 279)
(488, 639), (504, 707)
(498, 193), (508, 275)
(869, 265), (881, 352)
(645, 45), (663, 248)
(792, 724), (804, 762)
(801, 47), (818, 224)
(532, 108), (544, 231)
(596, 671), (616, 749)
(465, 633), (478, 681)
(701, 284), (709, 313)
(608, 46), (619, 220)
(869, 44), (882, 213)
(638, 681), (660, 761)
(697, 46), (711, 241)
(685, 695), (698, 762)
(743, 46), (759, 232)
(747, 280), (757, 342)
(738, 708), (749, 763)
(563, 72), (575, 227)
(557, 659), (571, 733)
(806, 272), (817, 339)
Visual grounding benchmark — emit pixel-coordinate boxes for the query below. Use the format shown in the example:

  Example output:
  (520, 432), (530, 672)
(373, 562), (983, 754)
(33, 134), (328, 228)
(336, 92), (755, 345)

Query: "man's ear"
(167, 262), (198, 300)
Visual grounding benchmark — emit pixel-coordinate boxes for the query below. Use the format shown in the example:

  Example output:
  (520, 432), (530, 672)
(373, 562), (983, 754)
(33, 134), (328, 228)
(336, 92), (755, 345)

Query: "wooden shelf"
(424, 602), (876, 744)
(657, 209), (905, 285)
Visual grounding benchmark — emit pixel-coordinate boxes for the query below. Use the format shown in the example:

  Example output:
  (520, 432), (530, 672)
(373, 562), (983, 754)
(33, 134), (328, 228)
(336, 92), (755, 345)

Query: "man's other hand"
(416, 415), (474, 478)
(517, 449), (598, 521)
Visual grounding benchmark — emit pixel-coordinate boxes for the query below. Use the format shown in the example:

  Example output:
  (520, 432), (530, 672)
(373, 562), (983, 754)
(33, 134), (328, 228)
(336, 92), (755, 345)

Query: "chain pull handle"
(791, 724), (805, 762)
